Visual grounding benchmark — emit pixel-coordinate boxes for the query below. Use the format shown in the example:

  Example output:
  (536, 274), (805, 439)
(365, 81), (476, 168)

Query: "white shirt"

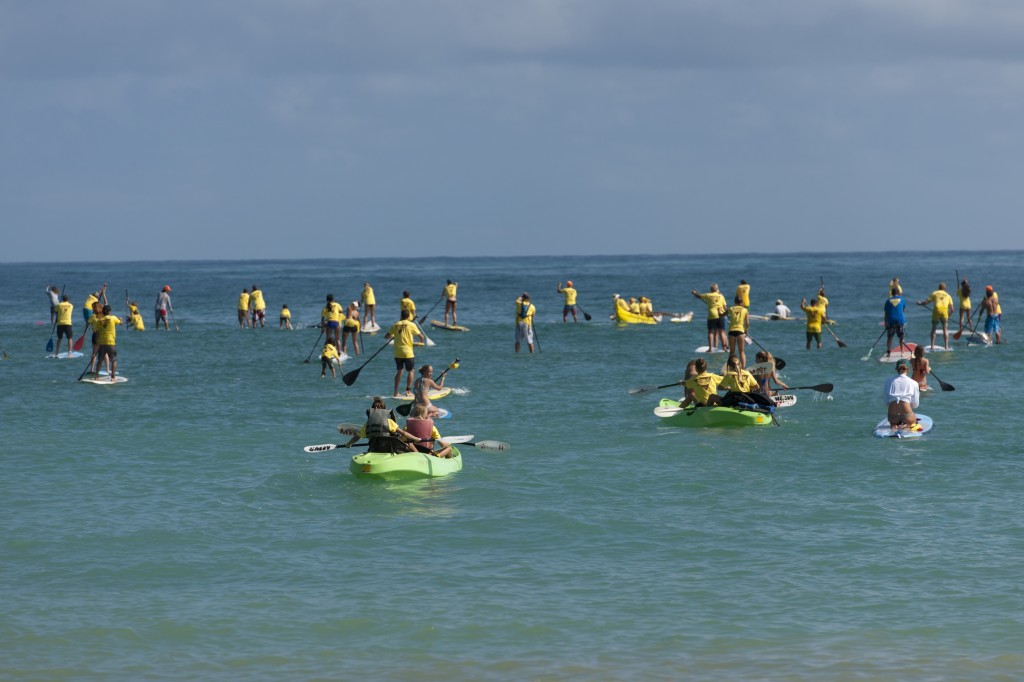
(884, 373), (919, 408)
(774, 304), (791, 318)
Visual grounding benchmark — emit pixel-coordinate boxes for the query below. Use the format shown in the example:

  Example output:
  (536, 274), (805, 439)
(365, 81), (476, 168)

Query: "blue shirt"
(884, 295), (906, 325)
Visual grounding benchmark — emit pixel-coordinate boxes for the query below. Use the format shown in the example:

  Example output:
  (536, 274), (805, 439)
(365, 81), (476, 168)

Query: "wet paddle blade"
(46, 337), (54, 352)
(72, 332), (86, 351)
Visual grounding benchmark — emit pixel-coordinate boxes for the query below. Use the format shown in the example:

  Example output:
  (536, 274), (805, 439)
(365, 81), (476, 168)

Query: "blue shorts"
(563, 305), (576, 314)
(985, 315), (1001, 334)
(327, 321), (340, 330)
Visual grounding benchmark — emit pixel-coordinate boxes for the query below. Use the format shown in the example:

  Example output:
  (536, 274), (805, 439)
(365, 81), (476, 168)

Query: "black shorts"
(728, 330), (745, 337)
(707, 318), (725, 331)
(57, 324), (73, 337)
(886, 323), (905, 339)
(97, 345), (117, 362)
(394, 357), (414, 371)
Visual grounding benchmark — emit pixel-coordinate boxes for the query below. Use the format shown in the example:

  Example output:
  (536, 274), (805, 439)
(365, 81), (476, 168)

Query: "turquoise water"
(2, 252), (1022, 680)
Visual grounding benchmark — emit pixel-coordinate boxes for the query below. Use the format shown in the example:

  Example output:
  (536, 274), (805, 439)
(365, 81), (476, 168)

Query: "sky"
(3, 0), (1024, 262)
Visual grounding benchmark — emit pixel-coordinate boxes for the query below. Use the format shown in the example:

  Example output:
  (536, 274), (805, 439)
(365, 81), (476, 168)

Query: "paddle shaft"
(824, 324), (847, 347)
(929, 371), (955, 392)
(628, 380), (683, 395)
(303, 327), (325, 363)
(744, 334), (785, 369)
(416, 293), (446, 326)
(342, 337), (392, 385)
(861, 327), (888, 360)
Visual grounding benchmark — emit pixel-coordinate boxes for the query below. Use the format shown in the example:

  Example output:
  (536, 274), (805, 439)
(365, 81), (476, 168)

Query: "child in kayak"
(752, 351), (789, 397)
(720, 355), (759, 394)
(405, 404), (454, 458)
(683, 358), (723, 407)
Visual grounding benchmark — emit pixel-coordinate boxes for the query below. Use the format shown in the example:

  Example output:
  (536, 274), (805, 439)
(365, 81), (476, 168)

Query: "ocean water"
(1, 252), (1022, 681)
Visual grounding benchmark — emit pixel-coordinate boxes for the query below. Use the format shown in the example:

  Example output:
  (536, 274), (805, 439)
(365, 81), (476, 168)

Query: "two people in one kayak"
(345, 398), (453, 458)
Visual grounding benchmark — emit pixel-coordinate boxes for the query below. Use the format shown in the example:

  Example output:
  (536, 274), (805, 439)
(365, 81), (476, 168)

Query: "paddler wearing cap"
(884, 359), (919, 429)
(155, 285), (173, 331)
(981, 285), (1002, 344)
(515, 292), (536, 353)
(557, 280), (578, 323)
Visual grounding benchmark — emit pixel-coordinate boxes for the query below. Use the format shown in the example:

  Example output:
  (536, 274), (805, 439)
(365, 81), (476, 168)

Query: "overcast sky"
(3, 0), (1023, 262)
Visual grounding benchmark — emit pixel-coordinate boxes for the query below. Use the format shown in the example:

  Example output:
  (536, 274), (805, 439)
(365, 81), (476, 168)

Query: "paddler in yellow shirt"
(720, 355), (759, 393)
(83, 283), (107, 323)
(320, 341), (340, 379)
(361, 282), (376, 329)
(692, 283), (728, 352)
(736, 280), (751, 309)
(515, 293), (536, 353)
(342, 301), (360, 355)
(128, 301), (145, 331)
(386, 310), (424, 397)
(557, 280), (578, 323)
(801, 297), (825, 349)
(320, 294), (344, 355)
(917, 282), (954, 350)
(726, 295), (749, 367)
(683, 358), (723, 406)
(249, 284), (266, 328)
(443, 280), (458, 326)
(93, 304), (122, 382)
(237, 288), (250, 328)
(279, 304), (293, 330)
(817, 286), (831, 323)
(629, 297), (641, 314)
(400, 291), (416, 321)
(55, 295), (74, 356)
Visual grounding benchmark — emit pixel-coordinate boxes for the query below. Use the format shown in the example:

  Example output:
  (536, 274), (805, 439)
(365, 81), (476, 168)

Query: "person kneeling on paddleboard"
(405, 405), (454, 459)
(884, 359), (919, 430)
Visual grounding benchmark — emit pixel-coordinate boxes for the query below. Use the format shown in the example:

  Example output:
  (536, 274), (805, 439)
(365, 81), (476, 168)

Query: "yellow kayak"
(613, 307), (661, 325)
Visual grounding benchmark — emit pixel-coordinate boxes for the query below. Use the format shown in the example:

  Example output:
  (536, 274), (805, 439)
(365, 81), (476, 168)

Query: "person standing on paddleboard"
(84, 284), (107, 324)
(443, 280), (458, 326)
(918, 282), (954, 350)
(361, 283), (376, 329)
(692, 284), (728, 353)
(237, 288), (250, 328)
(321, 294), (343, 355)
(94, 304), (123, 382)
(515, 293), (536, 353)
(320, 341), (339, 379)
(55, 295), (74, 356)
(46, 285), (60, 325)
(981, 286), (1002, 344)
(957, 278), (973, 335)
(726, 295), (749, 367)
(342, 302), (360, 355)
(800, 297), (825, 350)
(279, 305), (293, 330)
(883, 287), (907, 357)
(557, 280), (578, 323)
(884, 359), (919, 429)
(400, 291), (416, 321)
(155, 285), (172, 331)
(249, 284), (266, 328)
(736, 280), (751, 309)
(386, 309), (424, 397)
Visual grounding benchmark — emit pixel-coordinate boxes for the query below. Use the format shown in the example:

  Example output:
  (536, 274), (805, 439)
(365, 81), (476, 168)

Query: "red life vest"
(405, 418), (435, 450)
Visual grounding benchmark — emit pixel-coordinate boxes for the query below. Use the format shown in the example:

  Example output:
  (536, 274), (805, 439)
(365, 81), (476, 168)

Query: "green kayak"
(350, 446), (463, 480)
(655, 399), (772, 428)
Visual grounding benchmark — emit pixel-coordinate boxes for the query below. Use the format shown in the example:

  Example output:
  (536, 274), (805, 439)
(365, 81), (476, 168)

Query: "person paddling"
(884, 359), (919, 430)
(883, 287), (908, 357)
(412, 364), (446, 418)
(405, 404), (454, 458)
(557, 280), (578, 323)
(917, 282), (954, 350)
(911, 346), (930, 391)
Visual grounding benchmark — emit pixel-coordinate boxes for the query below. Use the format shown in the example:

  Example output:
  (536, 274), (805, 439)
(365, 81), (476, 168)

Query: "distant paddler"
(557, 280), (578, 323)
(342, 301), (360, 355)
(46, 285), (60, 325)
(883, 287), (908, 357)
(320, 341), (340, 379)
(956, 277), (973, 336)
(800, 297), (825, 350)
(279, 304), (293, 330)
(154, 285), (172, 331)
(93, 304), (123, 382)
(361, 282), (376, 329)
(917, 282), (954, 350)
(55, 295), (74, 356)
(386, 309), (424, 397)
(443, 280), (458, 326)
(320, 294), (344, 355)
(128, 301), (145, 331)
(736, 280), (751, 309)
(249, 284), (266, 328)
(726, 295), (749, 367)
(772, 299), (791, 320)
(85, 283), (108, 323)
(237, 288), (250, 328)
(980, 285), (1002, 344)
(400, 291), (416, 321)
(639, 296), (654, 317)
(515, 293), (536, 353)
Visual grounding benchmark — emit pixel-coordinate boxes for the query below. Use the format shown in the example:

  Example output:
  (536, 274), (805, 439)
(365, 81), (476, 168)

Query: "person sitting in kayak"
(720, 355), (759, 393)
(412, 364), (446, 418)
(683, 358), (723, 407)
(884, 359), (920, 429)
(752, 350), (789, 397)
(344, 397), (418, 453)
(677, 360), (699, 408)
(405, 405), (454, 459)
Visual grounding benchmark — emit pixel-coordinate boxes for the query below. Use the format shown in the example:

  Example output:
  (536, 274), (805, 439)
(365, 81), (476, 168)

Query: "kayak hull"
(873, 414), (933, 438)
(614, 307), (660, 324)
(350, 447), (463, 479)
(656, 399), (772, 427)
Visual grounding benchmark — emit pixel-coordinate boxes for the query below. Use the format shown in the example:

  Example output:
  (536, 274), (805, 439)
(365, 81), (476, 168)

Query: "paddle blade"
(72, 333), (85, 351)
(583, 312), (592, 321)
(628, 385), (659, 395)
(46, 337), (54, 352)
(395, 403), (412, 416)
(796, 383), (833, 393)
(304, 444), (343, 453)
(775, 358), (787, 370)
(470, 440), (510, 451)
(341, 368), (361, 385)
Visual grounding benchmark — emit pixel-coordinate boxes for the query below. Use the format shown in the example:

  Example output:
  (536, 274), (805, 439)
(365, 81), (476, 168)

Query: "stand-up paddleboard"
(669, 312), (694, 323)
(878, 343), (916, 362)
(767, 314), (796, 321)
(922, 345), (953, 353)
(391, 387), (452, 402)
(387, 339), (425, 347)
(873, 414), (933, 438)
(362, 321), (381, 334)
(695, 346), (727, 354)
(80, 375), (129, 385)
(430, 320), (470, 332)
(962, 332), (991, 345)
(774, 394), (797, 407)
(46, 351), (83, 359)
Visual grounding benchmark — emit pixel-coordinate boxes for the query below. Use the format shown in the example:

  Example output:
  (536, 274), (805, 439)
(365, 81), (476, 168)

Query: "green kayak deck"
(656, 399), (772, 428)
(350, 446), (463, 480)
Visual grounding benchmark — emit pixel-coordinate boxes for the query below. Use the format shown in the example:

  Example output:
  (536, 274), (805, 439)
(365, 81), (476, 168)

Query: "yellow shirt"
(684, 372), (723, 405)
(238, 292), (250, 311)
(250, 289), (266, 311)
(994, 292), (1002, 315)
(817, 294), (829, 310)
(321, 344), (340, 360)
(362, 286), (375, 306)
(94, 315), (122, 345)
(720, 370), (759, 393)
(700, 292), (727, 320)
(445, 283), (457, 299)
(56, 301), (74, 325)
(388, 319), (421, 358)
(801, 303), (824, 332)
(84, 294), (98, 310)
(400, 297), (416, 318)
(927, 290), (953, 320)
(629, 301), (640, 313)
(561, 287), (577, 306)
(516, 301), (535, 326)
(736, 284), (750, 308)
(727, 305), (748, 333)
(958, 286), (971, 310)
(321, 302), (343, 323)
(130, 313), (145, 331)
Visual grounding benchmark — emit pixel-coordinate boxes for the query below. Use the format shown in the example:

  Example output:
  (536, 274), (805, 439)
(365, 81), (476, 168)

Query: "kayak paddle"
(305, 434), (478, 452)
(789, 383), (834, 393)
(628, 380), (683, 395)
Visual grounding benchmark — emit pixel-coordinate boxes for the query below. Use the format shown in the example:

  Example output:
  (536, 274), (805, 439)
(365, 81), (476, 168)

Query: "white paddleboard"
(922, 345), (953, 353)
(695, 346), (727, 354)
(80, 375), (129, 385)
(669, 312), (694, 323)
(361, 321), (381, 334)
(774, 394), (797, 407)
(46, 351), (83, 359)
(873, 414), (933, 438)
